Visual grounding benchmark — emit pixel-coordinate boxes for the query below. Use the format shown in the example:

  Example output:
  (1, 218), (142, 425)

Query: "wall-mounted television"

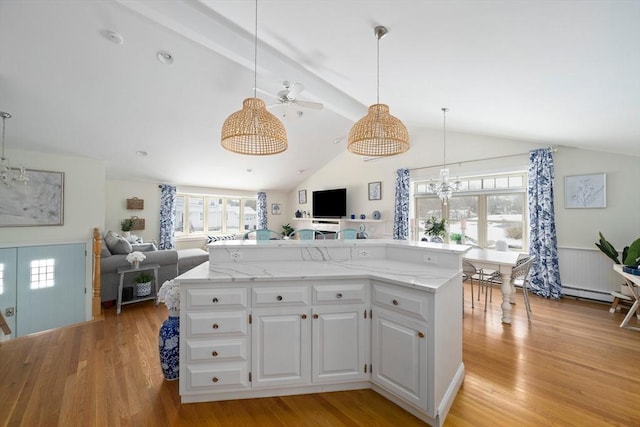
(312, 188), (347, 218)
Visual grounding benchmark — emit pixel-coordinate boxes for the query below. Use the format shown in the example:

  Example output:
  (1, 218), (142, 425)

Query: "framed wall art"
(271, 203), (282, 215)
(368, 181), (381, 201)
(0, 169), (65, 226)
(564, 173), (606, 209)
(298, 189), (307, 204)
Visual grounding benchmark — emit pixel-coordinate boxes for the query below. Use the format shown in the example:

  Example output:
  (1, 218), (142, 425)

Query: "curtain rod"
(408, 147), (557, 172)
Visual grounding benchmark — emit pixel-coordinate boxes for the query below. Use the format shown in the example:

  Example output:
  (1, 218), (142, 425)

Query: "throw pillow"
(100, 240), (112, 258)
(104, 230), (133, 255)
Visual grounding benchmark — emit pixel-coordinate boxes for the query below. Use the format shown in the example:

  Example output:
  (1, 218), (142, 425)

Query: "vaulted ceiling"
(1, 0), (637, 191)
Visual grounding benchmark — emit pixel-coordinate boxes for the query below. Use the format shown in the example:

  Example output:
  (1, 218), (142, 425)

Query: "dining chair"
(335, 228), (358, 240)
(288, 229), (325, 240)
(462, 259), (483, 311)
(243, 229), (281, 241)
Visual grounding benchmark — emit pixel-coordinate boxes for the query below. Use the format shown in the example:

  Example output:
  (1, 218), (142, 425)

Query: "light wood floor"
(1, 282), (639, 427)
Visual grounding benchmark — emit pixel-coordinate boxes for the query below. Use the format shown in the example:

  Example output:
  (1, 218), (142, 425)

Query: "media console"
(292, 217), (384, 238)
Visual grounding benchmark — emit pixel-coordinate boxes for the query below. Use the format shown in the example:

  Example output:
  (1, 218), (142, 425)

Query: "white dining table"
(464, 248), (521, 324)
(613, 264), (640, 331)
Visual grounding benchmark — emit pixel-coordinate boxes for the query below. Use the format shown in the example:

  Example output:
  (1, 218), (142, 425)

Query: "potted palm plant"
(121, 218), (134, 239)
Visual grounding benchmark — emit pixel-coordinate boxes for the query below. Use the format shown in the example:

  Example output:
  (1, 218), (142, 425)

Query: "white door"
(0, 248), (17, 340)
(251, 307), (311, 388)
(372, 308), (428, 408)
(312, 305), (368, 383)
(16, 243), (86, 336)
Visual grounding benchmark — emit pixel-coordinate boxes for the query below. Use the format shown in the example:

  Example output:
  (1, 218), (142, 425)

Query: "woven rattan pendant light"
(348, 26), (409, 157)
(221, 0), (287, 155)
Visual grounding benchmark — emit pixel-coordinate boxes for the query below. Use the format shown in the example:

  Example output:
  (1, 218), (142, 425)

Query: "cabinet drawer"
(373, 285), (430, 320)
(313, 283), (366, 304)
(187, 363), (249, 390)
(187, 311), (248, 337)
(252, 286), (309, 307)
(187, 338), (248, 363)
(186, 288), (248, 310)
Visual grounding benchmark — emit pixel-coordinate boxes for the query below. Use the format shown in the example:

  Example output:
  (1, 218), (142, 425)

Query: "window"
(414, 172), (527, 250)
(30, 259), (55, 289)
(0, 263), (4, 295)
(175, 193), (258, 237)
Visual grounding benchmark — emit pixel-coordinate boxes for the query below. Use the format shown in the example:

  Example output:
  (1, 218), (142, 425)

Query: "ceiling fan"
(262, 81), (324, 114)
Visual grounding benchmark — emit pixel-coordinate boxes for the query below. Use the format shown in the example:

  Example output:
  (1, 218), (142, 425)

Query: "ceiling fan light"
(347, 104), (409, 157)
(221, 98), (287, 156)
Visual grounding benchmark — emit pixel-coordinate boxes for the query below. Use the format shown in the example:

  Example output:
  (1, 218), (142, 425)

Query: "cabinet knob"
(336, 293), (343, 299)
(212, 297), (219, 303)
(212, 323), (219, 329)
(276, 295), (283, 301)
(301, 314), (307, 319)
(212, 377), (219, 383)
(392, 299), (399, 306)
(417, 332), (425, 338)
(211, 351), (218, 357)
(313, 314), (319, 319)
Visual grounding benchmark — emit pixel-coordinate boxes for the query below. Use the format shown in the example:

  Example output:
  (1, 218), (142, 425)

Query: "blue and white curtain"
(528, 148), (562, 298)
(257, 192), (267, 230)
(393, 168), (410, 240)
(159, 184), (176, 250)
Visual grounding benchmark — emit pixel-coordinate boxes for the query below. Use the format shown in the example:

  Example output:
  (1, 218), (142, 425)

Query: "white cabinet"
(251, 307), (311, 388)
(372, 308), (427, 409)
(181, 287), (250, 396)
(312, 305), (367, 383)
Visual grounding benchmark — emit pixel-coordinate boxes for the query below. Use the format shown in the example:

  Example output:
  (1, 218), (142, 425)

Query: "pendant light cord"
(253, 0), (258, 98)
(376, 33), (380, 104)
(1, 116), (5, 160)
(442, 107), (448, 168)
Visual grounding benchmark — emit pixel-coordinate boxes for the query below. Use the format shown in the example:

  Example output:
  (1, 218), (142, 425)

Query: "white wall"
(105, 180), (161, 243)
(0, 149), (105, 321)
(289, 128), (640, 298)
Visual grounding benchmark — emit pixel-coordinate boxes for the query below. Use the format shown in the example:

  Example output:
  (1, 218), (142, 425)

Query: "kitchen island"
(175, 239), (467, 427)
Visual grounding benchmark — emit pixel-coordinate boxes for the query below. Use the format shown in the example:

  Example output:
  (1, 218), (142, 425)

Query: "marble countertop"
(177, 257), (459, 293)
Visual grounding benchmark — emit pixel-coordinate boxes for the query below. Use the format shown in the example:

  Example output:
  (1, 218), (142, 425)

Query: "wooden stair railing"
(0, 312), (10, 336)
(92, 227), (102, 319)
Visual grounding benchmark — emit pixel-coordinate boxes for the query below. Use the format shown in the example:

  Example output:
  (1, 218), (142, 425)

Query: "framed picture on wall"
(271, 203), (282, 215)
(298, 189), (307, 204)
(368, 181), (381, 200)
(0, 169), (64, 227)
(564, 173), (606, 208)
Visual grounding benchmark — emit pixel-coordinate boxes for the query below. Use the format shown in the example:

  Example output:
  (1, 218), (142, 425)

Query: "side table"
(613, 264), (640, 330)
(116, 263), (160, 315)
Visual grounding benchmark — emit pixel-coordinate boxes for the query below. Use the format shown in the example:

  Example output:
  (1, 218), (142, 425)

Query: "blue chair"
(288, 229), (325, 240)
(243, 229), (281, 240)
(335, 229), (358, 240)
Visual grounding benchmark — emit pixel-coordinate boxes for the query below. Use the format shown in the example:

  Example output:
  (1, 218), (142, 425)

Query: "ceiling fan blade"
(293, 99), (323, 110)
(286, 82), (304, 100)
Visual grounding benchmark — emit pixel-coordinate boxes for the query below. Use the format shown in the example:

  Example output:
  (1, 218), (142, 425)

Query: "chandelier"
(427, 108), (460, 204)
(1, 112), (28, 186)
(347, 26), (409, 157)
(221, 0), (287, 155)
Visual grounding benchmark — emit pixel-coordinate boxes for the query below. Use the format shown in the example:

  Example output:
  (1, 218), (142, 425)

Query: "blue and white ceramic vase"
(158, 309), (180, 381)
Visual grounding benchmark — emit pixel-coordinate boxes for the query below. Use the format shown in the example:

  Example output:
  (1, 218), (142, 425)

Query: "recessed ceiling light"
(136, 150), (148, 157)
(246, 168), (253, 173)
(296, 169), (305, 174)
(157, 51), (174, 64)
(101, 30), (124, 45)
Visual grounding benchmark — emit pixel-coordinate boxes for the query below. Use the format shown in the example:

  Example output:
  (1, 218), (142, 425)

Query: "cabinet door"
(372, 308), (428, 409)
(312, 305), (368, 383)
(251, 308), (311, 388)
